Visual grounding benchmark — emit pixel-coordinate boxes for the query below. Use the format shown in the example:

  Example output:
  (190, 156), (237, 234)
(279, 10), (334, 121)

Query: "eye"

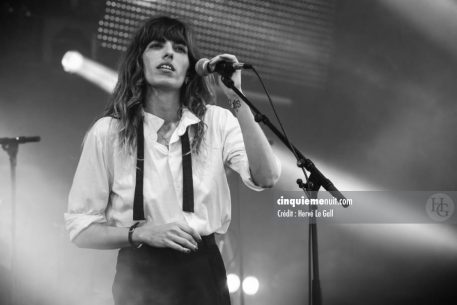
(148, 41), (163, 49)
(174, 44), (188, 53)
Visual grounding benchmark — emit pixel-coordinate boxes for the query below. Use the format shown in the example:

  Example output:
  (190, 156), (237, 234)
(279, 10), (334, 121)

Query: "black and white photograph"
(1, 1), (456, 305)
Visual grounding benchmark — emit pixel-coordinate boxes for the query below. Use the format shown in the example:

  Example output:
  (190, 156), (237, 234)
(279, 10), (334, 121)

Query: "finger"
(188, 227), (202, 243)
(174, 229), (198, 247)
(209, 54), (238, 66)
(165, 239), (192, 253)
(218, 54), (238, 62)
(177, 222), (202, 242)
(208, 55), (222, 66)
(170, 234), (198, 251)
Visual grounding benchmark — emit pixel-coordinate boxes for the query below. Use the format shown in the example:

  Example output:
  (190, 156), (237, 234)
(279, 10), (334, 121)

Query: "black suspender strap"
(133, 121), (145, 220)
(181, 128), (194, 213)
(132, 122), (195, 220)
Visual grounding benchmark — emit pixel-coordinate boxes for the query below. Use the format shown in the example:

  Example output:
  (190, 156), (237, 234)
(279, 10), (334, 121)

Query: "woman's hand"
(208, 53), (242, 98)
(133, 221), (202, 253)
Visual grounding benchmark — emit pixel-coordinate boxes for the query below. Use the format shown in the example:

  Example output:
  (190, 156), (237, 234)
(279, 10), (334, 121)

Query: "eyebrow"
(148, 39), (187, 46)
(174, 42), (188, 48)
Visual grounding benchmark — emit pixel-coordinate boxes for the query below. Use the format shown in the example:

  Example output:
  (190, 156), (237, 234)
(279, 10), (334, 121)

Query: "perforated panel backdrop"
(97, 0), (335, 87)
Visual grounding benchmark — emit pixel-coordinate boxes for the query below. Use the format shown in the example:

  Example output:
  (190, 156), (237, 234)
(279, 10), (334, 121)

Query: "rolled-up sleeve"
(64, 119), (112, 241)
(219, 109), (266, 191)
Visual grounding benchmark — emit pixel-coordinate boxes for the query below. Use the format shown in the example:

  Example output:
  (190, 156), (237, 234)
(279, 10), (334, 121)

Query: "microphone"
(195, 58), (251, 77)
(0, 136), (41, 145)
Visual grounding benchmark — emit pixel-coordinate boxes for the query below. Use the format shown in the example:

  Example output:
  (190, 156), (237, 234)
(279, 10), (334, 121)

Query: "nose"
(163, 41), (174, 60)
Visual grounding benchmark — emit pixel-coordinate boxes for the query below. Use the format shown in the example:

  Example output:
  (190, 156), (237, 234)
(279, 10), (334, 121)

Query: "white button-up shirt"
(65, 105), (266, 241)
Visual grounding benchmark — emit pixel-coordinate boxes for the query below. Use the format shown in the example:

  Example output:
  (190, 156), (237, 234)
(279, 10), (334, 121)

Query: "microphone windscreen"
(195, 58), (210, 77)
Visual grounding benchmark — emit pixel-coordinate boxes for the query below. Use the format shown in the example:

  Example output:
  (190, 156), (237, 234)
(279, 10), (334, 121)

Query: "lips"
(156, 63), (175, 71)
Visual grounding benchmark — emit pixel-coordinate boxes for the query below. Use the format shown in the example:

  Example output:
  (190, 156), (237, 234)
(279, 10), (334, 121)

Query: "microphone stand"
(1, 136), (41, 305)
(220, 76), (347, 305)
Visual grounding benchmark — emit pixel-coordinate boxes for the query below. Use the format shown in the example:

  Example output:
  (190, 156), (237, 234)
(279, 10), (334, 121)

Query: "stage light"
(61, 51), (83, 73)
(242, 276), (259, 295)
(227, 273), (241, 293)
(380, 0), (457, 59)
(61, 51), (118, 93)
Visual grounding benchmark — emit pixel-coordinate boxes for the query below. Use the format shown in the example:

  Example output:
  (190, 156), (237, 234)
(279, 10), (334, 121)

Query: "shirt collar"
(175, 107), (201, 137)
(143, 107), (201, 142)
(143, 110), (164, 133)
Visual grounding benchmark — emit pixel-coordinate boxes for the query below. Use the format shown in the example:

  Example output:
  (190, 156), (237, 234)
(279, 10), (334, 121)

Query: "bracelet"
(128, 222), (143, 248)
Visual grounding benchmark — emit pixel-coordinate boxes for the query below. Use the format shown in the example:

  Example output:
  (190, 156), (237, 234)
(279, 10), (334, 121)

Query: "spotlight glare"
(61, 52), (118, 93)
(227, 273), (240, 293)
(242, 276), (259, 295)
(61, 51), (83, 73)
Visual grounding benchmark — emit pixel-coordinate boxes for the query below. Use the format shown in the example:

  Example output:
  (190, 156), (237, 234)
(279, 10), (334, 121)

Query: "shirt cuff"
(239, 154), (282, 191)
(64, 213), (107, 241)
(239, 160), (265, 191)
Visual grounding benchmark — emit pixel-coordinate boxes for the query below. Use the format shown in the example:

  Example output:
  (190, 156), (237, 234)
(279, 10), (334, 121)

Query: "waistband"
(198, 233), (216, 248)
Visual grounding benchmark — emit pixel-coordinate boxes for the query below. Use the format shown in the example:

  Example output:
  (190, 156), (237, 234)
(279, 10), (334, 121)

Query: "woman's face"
(142, 39), (190, 90)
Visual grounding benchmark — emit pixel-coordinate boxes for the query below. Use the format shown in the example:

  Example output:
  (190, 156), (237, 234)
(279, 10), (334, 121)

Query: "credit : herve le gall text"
(277, 209), (334, 218)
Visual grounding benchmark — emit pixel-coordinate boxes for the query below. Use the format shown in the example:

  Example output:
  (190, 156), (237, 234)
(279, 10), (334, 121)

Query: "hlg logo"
(426, 193), (455, 222)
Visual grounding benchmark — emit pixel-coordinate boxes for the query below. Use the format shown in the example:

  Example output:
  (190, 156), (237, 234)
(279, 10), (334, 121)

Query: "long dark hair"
(103, 16), (214, 153)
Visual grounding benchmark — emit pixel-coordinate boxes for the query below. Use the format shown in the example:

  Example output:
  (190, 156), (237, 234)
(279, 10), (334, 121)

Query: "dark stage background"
(1, 0), (457, 305)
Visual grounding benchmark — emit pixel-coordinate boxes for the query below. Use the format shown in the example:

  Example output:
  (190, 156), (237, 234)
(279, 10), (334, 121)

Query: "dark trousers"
(113, 234), (231, 305)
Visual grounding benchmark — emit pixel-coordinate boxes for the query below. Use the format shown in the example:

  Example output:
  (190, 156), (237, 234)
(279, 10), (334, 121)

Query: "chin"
(149, 81), (184, 90)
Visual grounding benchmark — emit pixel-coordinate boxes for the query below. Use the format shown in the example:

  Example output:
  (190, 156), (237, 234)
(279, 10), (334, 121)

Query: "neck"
(144, 87), (181, 122)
